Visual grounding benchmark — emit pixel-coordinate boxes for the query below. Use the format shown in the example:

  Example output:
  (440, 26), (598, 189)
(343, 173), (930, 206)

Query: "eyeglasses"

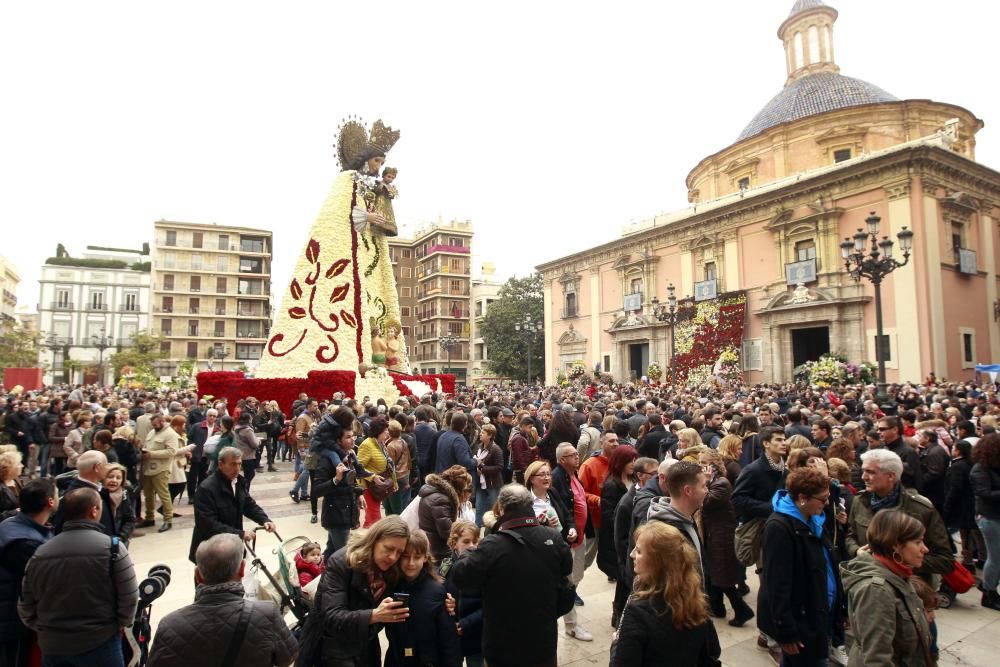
(809, 495), (831, 504)
(534, 472), (552, 477)
(878, 426), (893, 431)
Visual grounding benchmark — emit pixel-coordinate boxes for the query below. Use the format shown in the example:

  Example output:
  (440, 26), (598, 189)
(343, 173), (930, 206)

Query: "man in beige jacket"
(138, 414), (179, 533)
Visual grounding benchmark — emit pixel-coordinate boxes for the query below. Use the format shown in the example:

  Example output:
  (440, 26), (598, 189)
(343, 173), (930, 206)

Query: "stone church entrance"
(791, 326), (830, 367)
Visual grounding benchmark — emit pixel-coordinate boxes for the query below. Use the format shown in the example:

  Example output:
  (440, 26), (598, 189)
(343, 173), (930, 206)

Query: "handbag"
(734, 517), (765, 567)
(942, 558), (976, 594)
(369, 474), (394, 501)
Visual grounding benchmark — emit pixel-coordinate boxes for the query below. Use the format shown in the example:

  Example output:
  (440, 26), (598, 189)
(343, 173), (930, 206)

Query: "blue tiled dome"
(737, 72), (898, 141)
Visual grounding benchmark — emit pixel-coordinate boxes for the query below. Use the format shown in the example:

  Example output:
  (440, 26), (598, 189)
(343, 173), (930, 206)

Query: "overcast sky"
(2, 0), (998, 318)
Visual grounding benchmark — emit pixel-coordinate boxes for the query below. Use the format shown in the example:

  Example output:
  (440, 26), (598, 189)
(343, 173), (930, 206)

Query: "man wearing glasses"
(877, 416), (922, 491)
(550, 443), (592, 642)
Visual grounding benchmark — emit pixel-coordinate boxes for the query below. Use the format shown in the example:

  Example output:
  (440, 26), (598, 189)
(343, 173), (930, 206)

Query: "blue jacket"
(773, 489), (836, 612)
(434, 430), (475, 475)
(0, 513), (51, 640)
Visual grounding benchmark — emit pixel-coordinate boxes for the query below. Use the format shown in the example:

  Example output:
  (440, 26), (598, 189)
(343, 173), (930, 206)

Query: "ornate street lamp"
(92, 329), (114, 386)
(840, 211), (914, 408)
(44, 332), (67, 384)
(651, 283), (680, 386)
(514, 317), (542, 385)
(439, 334), (459, 376)
(212, 344), (232, 371)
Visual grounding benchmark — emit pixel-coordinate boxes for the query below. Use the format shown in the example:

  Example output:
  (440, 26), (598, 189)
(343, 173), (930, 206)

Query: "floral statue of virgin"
(256, 117), (411, 378)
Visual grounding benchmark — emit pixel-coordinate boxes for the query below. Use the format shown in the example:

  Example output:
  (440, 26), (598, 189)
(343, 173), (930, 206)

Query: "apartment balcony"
(213, 331), (228, 338)
(561, 306), (578, 319)
(189, 307), (200, 314)
(153, 305), (173, 313)
(49, 302), (74, 311)
(119, 304), (142, 312)
(86, 303), (108, 312)
(215, 307), (227, 315)
(425, 244), (470, 255)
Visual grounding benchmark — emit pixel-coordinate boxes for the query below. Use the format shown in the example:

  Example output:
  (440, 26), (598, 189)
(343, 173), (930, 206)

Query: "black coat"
(296, 549), (385, 667)
(189, 470), (269, 563)
(917, 444), (949, 511)
(550, 464), (592, 538)
(599, 476), (628, 579)
(52, 477), (116, 537)
(757, 512), (845, 655)
(636, 426), (667, 460)
(613, 483), (641, 577)
(623, 476), (666, 590)
(886, 438), (922, 491)
(384, 571), (461, 667)
(943, 457), (978, 529)
(611, 596), (721, 667)
(312, 442), (366, 530)
(731, 455), (787, 523)
(441, 552), (483, 659)
(450, 516), (572, 667)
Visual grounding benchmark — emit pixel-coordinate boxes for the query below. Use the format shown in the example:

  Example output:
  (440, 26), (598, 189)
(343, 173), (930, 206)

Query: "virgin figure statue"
(256, 117), (411, 378)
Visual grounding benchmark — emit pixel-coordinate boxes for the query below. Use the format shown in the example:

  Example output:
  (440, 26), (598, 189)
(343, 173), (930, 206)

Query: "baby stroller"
(124, 564), (172, 667)
(245, 528), (311, 628)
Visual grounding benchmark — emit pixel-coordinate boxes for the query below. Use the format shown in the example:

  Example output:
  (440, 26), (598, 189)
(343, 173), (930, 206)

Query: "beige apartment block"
(150, 220), (273, 375)
(388, 220), (474, 383)
(0, 255), (20, 325)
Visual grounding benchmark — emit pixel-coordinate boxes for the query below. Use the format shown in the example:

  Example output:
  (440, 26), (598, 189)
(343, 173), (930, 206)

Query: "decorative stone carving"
(790, 283), (815, 304)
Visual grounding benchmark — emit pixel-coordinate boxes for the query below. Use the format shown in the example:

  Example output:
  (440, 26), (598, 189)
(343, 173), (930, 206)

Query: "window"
(833, 148), (851, 163)
(55, 289), (71, 308)
(403, 267), (412, 278)
(964, 332), (974, 364)
(401, 307), (411, 317)
(163, 252), (176, 269)
(217, 255), (228, 272)
(190, 276), (201, 292)
(448, 321), (463, 335)
(603, 355), (611, 373)
(85, 321), (105, 340)
(236, 343), (263, 360)
(240, 238), (266, 253)
(449, 237), (464, 247)
(238, 279), (262, 295)
(215, 320), (226, 337)
(188, 320), (199, 336)
(795, 239), (817, 262)
(475, 301), (483, 317)
(402, 326), (410, 336)
(191, 254), (203, 270)
(875, 334), (892, 362)
(216, 277), (227, 293)
(189, 297), (200, 314)
(704, 262), (717, 282)
(737, 176), (750, 191)
(402, 286), (411, 297)
(120, 322), (138, 344)
(218, 234), (230, 251)
(52, 319), (71, 340)
(402, 249), (411, 258)
(161, 296), (173, 313)
(742, 339), (763, 371)
(951, 222), (964, 263)
(163, 274), (174, 290)
(89, 291), (105, 310)
(161, 319), (172, 335)
(192, 232), (203, 249)
(450, 279), (463, 294)
(160, 341), (172, 355)
(187, 341), (198, 358)
(564, 293), (577, 318)
(237, 321), (261, 338)
(215, 298), (226, 315)
(240, 257), (263, 273)
(123, 292), (138, 311)
(165, 230), (177, 246)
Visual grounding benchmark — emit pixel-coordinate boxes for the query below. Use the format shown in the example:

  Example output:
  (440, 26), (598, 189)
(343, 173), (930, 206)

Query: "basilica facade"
(538, 0), (1000, 386)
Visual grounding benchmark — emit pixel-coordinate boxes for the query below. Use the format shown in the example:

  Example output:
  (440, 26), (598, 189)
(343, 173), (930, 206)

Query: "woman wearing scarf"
(757, 467), (846, 666)
(840, 509), (935, 666)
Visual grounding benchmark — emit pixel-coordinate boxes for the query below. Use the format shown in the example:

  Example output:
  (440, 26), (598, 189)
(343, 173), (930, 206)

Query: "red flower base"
(196, 370), (456, 414)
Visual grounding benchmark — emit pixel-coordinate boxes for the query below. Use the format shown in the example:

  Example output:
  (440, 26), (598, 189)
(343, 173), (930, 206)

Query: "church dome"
(736, 71), (898, 141)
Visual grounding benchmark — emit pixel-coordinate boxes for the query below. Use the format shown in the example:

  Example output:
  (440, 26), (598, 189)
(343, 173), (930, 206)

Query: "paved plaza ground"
(130, 468), (998, 666)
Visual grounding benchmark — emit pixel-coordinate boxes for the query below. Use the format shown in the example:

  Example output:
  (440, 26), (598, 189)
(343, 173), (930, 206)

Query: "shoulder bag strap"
(221, 601), (253, 667)
(109, 536), (120, 623)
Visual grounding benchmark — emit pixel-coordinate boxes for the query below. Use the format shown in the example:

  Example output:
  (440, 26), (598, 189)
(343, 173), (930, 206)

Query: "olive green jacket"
(840, 551), (934, 667)
(844, 487), (952, 576)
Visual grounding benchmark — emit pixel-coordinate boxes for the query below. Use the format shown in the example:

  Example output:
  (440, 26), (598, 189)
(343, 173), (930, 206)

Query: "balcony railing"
(562, 307), (578, 318)
(119, 304), (141, 312)
(86, 303), (107, 311)
(154, 305), (173, 313)
(213, 331), (227, 338)
(215, 307), (227, 315)
(50, 302), (74, 310)
(426, 244), (470, 255)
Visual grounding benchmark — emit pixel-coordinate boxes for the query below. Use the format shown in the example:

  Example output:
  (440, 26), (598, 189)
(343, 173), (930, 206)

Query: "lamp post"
(439, 334), (458, 377)
(514, 316), (541, 385)
(840, 211), (914, 409)
(91, 329), (114, 386)
(213, 344), (232, 371)
(44, 333), (66, 384)
(651, 283), (680, 386)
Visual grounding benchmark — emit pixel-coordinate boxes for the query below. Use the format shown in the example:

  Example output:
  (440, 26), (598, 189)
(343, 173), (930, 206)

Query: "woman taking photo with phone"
(311, 416), (369, 559)
(296, 516), (411, 667)
(384, 529), (462, 667)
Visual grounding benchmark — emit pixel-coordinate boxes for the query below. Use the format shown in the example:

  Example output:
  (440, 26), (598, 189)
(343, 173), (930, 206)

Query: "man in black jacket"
(732, 426), (788, 525)
(879, 416), (922, 491)
(186, 409), (220, 502)
(451, 484), (571, 667)
(52, 451), (116, 537)
(700, 408), (726, 448)
(621, 458), (673, 591)
(189, 447), (275, 563)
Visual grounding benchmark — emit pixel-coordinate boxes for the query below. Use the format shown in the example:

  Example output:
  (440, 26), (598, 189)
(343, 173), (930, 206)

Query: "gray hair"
(144, 402), (157, 414)
(217, 446), (243, 463)
(860, 448), (903, 478)
(195, 533), (245, 584)
(77, 450), (108, 474)
(497, 483), (533, 514)
(555, 443), (576, 460)
(206, 408), (218, 417)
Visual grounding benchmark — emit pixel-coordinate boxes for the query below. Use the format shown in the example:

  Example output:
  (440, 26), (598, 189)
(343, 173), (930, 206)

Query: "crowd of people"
(0, 374), (998, 666)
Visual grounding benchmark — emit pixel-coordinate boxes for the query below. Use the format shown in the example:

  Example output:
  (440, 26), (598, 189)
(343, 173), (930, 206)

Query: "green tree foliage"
(0, 322), (41, 369)
(480, 273), (545, 382)
(110, 331), (167, 379)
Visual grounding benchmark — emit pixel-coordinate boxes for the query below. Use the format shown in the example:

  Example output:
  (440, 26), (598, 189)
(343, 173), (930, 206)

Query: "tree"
(480, 273), (545, 383)
(0, 322), (41, 369)
(110, 331), (167, 380)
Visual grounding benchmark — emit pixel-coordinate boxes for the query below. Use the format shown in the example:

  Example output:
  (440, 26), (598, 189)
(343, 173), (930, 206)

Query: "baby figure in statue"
(370, 166), (398, 237)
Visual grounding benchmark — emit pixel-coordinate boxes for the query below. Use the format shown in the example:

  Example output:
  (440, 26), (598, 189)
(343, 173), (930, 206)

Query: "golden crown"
(368, 119), (400, 154)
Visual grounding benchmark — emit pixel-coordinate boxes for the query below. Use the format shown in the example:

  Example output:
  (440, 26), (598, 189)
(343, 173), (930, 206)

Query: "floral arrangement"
(794, 354), (875, 387)
(646, 362), (663, 382)
(568, 362), (587, 379)
(671, 292), (747, 387)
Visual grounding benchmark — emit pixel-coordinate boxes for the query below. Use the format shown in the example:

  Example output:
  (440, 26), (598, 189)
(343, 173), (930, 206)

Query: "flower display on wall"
(646, 362), (663, 382)
(671, 292), (748, 387)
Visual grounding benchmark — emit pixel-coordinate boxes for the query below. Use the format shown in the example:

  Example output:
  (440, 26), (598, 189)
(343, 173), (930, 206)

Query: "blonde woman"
(675, 428), (701, 458)
(717, 434), (743, 485)
(0, 451), (24, 520)
(524, 459), (566, 536)
(613, 522), (721, 666)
